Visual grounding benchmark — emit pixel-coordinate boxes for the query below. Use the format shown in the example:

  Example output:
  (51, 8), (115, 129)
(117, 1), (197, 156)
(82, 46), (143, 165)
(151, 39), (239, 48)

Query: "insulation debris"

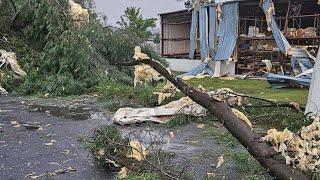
(0, 86), (8, 95)
(262, 59), (272, 72)
(112, 97), (207, 125)
(126, 141), (148, 161)
(207, 88), (246, 106)
(261, 117), (320, 172)
(133, 46), (164, 88)
(153, 81), (178, 104)
(216, 155), (224, 168)
(182, 75), (210, 81)
(231, 108), (252, 128)
(113, 88), (246, 125)
(118, 167), (128, 179)
(68, 0), (89, 25)
(0, 50), (27, 76)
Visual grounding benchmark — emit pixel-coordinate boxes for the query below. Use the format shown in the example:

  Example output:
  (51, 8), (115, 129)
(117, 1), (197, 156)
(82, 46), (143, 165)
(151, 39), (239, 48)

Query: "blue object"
(215, 2), (239, 61)
(209, 6), (216, 59)
(199, 7), (208, 60)
(261, 0), (291, 54)
(189, 9), (198, 59)
(267, 73), (311, 89)
(177, 63), (214, 78)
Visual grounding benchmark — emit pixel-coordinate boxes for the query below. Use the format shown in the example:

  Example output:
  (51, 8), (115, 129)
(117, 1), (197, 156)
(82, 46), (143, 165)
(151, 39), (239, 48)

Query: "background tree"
(153, 33), (160, 44)
(117, 7), (156, 42)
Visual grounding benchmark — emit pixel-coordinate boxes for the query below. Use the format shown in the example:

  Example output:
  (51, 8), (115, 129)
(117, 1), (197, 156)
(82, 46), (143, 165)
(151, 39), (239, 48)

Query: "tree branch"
(117, 59), (309, 180)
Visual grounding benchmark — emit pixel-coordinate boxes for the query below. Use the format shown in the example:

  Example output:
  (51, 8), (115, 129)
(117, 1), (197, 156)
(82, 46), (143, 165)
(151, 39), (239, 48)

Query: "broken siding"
(209, 6), (216, 58)
(189, 9), (198, 59)
(199, 7), (208, 60)
(261, 0), (291, 55)
(215, 2), (239, 61)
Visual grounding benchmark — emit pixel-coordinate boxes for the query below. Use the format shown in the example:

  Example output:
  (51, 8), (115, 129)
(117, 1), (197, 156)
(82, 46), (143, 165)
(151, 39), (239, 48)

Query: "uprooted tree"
(118, 58), (309, 180)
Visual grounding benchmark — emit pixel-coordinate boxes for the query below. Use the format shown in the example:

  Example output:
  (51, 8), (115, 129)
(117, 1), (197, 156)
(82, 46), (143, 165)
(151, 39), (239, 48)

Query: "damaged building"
(159, 0), (319, 78)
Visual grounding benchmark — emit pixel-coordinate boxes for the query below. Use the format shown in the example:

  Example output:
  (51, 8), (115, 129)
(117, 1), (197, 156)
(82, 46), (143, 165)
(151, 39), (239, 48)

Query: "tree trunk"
(118, 59), (308, 180)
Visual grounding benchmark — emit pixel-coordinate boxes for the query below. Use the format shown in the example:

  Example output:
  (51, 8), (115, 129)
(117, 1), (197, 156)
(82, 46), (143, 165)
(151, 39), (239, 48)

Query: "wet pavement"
(0, 94), (267, 180)
(0, 95), (114, 180)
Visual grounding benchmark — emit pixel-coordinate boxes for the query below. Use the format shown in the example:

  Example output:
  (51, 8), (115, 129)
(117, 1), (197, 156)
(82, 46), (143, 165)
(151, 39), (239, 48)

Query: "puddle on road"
(28, 105), (110, 121)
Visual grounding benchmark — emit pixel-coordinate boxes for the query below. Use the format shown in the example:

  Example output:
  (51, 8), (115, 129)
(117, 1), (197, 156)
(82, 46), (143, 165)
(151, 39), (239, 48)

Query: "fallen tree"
(117, 58), (309, 180)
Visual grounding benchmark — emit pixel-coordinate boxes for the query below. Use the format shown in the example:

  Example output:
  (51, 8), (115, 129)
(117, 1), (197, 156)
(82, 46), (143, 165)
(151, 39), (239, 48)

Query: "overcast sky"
(94, 0), (186, 28)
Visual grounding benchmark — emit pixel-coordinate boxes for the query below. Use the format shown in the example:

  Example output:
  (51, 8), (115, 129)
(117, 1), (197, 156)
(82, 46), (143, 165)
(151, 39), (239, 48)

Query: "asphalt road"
(0, 95), (114, 180)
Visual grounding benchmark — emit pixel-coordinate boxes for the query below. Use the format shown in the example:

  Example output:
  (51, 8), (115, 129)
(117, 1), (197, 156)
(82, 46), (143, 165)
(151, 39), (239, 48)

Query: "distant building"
(159, 0), (319, 75)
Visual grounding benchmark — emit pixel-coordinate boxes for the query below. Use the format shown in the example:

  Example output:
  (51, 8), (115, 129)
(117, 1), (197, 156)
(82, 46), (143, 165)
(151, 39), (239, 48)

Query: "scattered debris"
(0, 49), (27, 76)
(68, 0), (89, 26)
(231, 108), (253, 128)
(133, 46), (164, 88)
(26, 167), (76, 179)
(113, 97), (206, 125)
(207, 172), (216, 178)
(10, 121), (21, 128)
(262, 117), (320, 172)
(44, 140), (57, 146)
(216, 155), (224, 168)
(118, 167), (128, 179)
(126, 141), (148, 161)
(197, 124), (205, 129)
(22, 124), (43, 131)
(219, 77), (236, 81)
(154, 81), (178, 104)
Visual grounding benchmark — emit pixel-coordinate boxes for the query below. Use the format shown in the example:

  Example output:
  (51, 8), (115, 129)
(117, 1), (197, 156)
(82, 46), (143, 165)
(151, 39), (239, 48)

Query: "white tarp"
(306, 50), (320, 116)
(112, 97), (207, 125)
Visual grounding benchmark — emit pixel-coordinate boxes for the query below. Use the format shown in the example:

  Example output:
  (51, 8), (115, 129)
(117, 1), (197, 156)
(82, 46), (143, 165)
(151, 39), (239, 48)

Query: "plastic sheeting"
(261, 0), (291, 55)
(189, 9), (198, 59)
(215, 2), (239, 61)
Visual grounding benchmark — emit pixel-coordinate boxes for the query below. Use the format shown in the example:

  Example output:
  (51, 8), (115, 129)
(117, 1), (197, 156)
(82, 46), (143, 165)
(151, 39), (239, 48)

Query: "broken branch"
(118, 59), (308, 180)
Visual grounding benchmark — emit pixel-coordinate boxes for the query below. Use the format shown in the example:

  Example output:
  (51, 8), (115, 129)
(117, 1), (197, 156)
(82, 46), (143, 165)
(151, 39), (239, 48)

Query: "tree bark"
(117, 59), (308, 180)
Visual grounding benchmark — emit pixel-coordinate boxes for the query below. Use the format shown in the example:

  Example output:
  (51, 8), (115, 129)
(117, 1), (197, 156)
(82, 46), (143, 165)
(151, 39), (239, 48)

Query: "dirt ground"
(0, 94), (269, 180)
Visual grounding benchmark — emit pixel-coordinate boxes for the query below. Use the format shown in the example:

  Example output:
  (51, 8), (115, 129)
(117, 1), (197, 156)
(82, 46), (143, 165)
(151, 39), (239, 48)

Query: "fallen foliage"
(262, 116), (320, 172)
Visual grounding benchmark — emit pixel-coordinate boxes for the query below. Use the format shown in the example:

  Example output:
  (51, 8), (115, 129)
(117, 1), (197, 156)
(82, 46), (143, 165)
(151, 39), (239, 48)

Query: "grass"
(226, 152), (272, 180)
(179, 77), (308, 105)
(125, 173), (162, 180)
(202, 125), (239, 147)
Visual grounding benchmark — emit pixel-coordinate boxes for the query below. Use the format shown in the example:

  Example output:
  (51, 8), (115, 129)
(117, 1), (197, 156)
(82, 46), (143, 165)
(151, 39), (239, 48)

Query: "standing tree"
(117, 7), (156, 42)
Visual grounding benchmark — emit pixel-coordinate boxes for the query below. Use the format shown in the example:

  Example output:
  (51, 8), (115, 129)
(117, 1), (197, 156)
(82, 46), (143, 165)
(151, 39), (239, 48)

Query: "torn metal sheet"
(177, 62), (214, 78)
(215, 2), (239, 61)
(189, 9), (198, 59)
(209, 6), (217, 58)
(267, 73), (311, 89)
(199, 7), (208, 60)
(261, 0), (291, 55)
